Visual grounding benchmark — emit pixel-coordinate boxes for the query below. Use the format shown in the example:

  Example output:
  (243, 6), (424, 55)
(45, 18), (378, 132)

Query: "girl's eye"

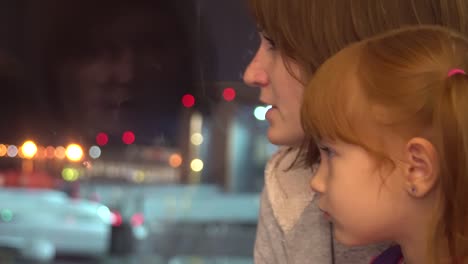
(318, 145), (335, 158)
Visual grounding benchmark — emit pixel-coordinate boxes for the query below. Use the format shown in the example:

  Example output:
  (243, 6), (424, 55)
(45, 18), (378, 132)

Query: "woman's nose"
(243, 54), (269, 88)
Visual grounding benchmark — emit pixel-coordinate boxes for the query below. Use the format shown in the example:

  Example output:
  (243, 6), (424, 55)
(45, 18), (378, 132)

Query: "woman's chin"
(267, 127), (304, 147)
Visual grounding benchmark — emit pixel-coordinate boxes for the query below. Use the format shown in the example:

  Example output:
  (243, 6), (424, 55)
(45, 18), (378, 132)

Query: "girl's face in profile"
(310, 139), (409, 246)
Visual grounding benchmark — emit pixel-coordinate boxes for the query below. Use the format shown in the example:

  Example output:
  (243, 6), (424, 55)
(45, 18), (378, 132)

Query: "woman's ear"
(404, 137), (440, 198)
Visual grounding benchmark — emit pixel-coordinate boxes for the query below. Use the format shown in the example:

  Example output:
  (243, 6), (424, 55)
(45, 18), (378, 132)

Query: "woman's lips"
(265, 105), (276, 121)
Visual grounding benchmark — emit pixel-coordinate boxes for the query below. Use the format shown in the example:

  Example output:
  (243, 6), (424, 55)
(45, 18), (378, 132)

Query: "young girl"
(301, 25), (468, 263)
(244, 0), (468, 263)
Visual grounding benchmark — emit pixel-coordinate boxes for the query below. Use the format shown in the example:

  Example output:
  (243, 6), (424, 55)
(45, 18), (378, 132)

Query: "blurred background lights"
(0, 144), (6, 157)
(96, 132), (109, 146)
(190, 133), (204, 146)
(45, 146), (55, 159)
(62, 168), (79, 181)
(97, 206), (111, 225)
(168, 153), (183, 168)
(0, 209), (13, 222)
(190, 159), (204, 172)
(17, 149), (25, 159)
(133, 170), (145, 183)
(222, 87), (236, 101)
(65, 144), (83, 162)
(21, 140), (37, 159)
(182, 94), (195, 108)
(89, 146), (102, 159)
(122, 131), (136, 145)
(254, 105), (272, 121)
(55, 146), (66, 160)
(7, 145), (18, 158)
(36, 146), (46, 159)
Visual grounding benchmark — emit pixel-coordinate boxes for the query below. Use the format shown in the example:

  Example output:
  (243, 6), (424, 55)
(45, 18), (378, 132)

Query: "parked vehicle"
(0, 187), (112, 262)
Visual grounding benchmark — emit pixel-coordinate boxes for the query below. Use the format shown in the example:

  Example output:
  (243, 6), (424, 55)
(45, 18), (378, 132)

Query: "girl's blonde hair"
(301, 26), (468, 263)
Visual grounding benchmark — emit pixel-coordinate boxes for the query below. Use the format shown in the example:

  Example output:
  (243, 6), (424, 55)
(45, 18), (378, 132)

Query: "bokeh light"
(122, 131), (135, 145)
(190, 159), (204, 172)
(254, 105), (272, 121)
(0, 209), (13, 222)
(182, 94), (195, 108)
(21, 140), (37, 159)
(7, 145), (18, 158)
(0, 144), (7, 157)
(62, 168), (79, 181)
(46, 146), (55, 159)
(66, 144), (84, 162)
(190, 133), (204, 146)
(55, 146), (66, 160)
(133, 170), (145, 183)
(89, 146), (102, 159)
(96, 132), (109, 146)
(222, 87), (236, 101)
(168, 153), (183, 168)
(36, 146), (46, 159)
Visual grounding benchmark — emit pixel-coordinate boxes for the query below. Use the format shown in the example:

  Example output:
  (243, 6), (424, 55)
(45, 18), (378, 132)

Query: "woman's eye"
(261, 34), (276, 50)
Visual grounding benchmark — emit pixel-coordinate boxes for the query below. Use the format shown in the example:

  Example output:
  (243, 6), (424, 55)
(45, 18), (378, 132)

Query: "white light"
(190, 133), (204, 146)
(89, 146), (101, 159)
(7, 145), (18, 157)
(190, 159), (204, 172)
(97, 206), (112, 224)
(254, 105), (272, 121)
(65, 144), (83, 162)
(21, 141), (37, 159)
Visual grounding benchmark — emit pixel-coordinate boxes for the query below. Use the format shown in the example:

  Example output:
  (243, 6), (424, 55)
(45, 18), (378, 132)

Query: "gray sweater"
(254, 148), (387, 264)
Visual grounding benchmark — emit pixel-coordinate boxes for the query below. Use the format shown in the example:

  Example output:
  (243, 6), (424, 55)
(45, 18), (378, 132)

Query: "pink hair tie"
(448, 68), (466, 77)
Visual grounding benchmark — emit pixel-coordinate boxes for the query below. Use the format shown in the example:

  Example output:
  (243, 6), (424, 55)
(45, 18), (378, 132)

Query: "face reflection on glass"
(60, 50), (134, 133)
(52, 11), (166, 136)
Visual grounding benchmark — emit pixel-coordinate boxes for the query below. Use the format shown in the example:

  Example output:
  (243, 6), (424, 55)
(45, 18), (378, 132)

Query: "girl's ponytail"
(431, 72), (468, 263)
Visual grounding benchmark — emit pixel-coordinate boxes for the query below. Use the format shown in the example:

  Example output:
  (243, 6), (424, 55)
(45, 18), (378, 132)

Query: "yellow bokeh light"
(190, 133), (204, 146)
(0, 144), (7, 157)
(21, 141), (37, 159)
(169, 153), (183, 168)
(65, 144), (83, 162)
(62, 168), (79, 181)
(55, 146), (66, 160)
(133, 170), (145, 183)
(190, 159), (204, 172)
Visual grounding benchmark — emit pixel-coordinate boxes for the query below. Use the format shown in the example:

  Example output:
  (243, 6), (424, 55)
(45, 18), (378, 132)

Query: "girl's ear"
(404, 137), (439, 198)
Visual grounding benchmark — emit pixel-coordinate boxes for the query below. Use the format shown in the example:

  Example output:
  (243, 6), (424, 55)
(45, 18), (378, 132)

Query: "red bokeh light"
(131, 213), (145, 227)
(122, 131), (136, 145)
(182, 94), (195, 108)
(222, 88), (236, 101)
(96, 132), (109, 146)
(111, 211), (123, 227)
